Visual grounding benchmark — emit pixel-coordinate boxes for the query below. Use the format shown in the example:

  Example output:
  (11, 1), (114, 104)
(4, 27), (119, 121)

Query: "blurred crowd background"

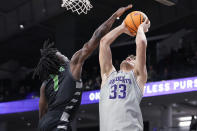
(0, 34), (197, 102)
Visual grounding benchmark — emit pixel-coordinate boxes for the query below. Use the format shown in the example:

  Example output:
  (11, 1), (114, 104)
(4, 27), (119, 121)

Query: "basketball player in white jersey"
(99, 14), (150, 131)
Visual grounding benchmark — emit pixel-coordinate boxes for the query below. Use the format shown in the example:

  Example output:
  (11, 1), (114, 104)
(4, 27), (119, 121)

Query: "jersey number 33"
(109, 84), (127, 99)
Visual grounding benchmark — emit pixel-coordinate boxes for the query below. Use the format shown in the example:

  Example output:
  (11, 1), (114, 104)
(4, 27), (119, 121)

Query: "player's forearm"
(135, 27), (147, 73)
(95, 4), (133, 42)
(39, 109), (44, 119)
(136, 27), (147, 47)
(100, 25), (124, 46)
(93, 13), (117, 42)
(39, 107), (47, 120)
(75, 13), (117, 64)
(85, 13), (118, 52)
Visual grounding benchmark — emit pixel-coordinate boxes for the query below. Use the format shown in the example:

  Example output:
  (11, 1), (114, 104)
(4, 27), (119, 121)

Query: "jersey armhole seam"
(101, 70), (116, 88)
(131, 70), (143, 97)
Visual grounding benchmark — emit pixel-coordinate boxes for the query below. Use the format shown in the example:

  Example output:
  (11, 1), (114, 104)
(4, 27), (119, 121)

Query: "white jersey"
(99, 70), (143, 131)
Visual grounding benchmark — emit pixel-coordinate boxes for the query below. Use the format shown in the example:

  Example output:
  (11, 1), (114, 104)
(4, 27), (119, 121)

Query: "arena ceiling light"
(179, 121), (191, 127)
(178, 116), (192, 121)
(19, 24), (24, 29)
(154, 0), (178, 6)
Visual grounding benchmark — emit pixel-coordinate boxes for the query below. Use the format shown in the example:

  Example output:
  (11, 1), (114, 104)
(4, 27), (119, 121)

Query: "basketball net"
(61, 0), (93, 15)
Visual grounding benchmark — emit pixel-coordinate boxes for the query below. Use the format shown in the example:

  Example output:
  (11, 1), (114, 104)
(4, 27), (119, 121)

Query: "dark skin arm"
(69, 5), (133, 80)
(39, 82), (48, 120)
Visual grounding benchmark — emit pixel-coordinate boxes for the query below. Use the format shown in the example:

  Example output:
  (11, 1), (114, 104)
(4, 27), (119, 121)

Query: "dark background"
(0, 0), (197, 131)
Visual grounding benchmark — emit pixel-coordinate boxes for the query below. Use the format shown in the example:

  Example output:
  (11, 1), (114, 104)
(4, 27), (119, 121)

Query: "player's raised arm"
(99, 21), (131, 80)
(39, 82), (48, 120)
(134, 18), (150, 88)
(70, 5), (132, 80)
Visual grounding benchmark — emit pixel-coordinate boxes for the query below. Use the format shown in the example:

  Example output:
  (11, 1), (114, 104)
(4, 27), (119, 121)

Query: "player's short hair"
(33, 40), (62, 81)
(128, 54), (136, 60)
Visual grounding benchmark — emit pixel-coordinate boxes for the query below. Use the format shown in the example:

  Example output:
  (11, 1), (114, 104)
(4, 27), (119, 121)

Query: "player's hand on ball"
(139, 18), (151, 33)
(114, 4), (133, 18)
(121, 22), (134, 37)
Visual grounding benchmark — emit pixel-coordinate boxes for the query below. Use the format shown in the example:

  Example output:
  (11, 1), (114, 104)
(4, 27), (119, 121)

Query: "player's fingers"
(116, 5), (132, 17)
(148, 21), (151, 28)
(145, 19), (151, 29)
(146, 19), (150, 24)
(121, 5), (132, 12)
(125, 4), (133, 10)
(143, 18), (149, 25)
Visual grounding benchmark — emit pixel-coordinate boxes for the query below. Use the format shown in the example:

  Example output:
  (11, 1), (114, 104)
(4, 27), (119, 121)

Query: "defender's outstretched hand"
(114, 4), (133, 18)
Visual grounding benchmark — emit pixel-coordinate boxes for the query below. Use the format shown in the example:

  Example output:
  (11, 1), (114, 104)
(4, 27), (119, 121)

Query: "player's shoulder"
(103, 68), (117, 79)
(40, 81), (47, 93)
(101, 69), (117, 87)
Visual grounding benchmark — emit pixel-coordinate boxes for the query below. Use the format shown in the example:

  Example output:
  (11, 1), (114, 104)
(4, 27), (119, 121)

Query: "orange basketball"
(124, 11), (146, 36)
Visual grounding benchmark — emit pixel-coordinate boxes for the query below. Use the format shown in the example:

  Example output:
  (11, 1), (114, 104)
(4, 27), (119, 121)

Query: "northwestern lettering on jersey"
(109, 76), (132, 85)
(100, 71), (144, 131)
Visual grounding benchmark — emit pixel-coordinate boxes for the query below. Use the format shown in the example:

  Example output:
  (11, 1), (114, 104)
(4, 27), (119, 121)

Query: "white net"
(61, 0), (93, 15)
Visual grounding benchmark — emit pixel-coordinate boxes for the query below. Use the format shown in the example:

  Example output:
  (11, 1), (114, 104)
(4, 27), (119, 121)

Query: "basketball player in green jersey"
(33, 5), (133, 131)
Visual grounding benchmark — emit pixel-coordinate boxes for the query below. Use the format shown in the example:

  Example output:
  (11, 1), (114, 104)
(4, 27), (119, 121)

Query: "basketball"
(124, 11), (147, 36)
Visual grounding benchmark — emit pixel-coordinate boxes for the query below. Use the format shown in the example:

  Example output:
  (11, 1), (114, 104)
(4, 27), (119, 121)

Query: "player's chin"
(121, 60), (127, 65)
(122, 61), (134, 70)
(127, 62), (135, 69)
